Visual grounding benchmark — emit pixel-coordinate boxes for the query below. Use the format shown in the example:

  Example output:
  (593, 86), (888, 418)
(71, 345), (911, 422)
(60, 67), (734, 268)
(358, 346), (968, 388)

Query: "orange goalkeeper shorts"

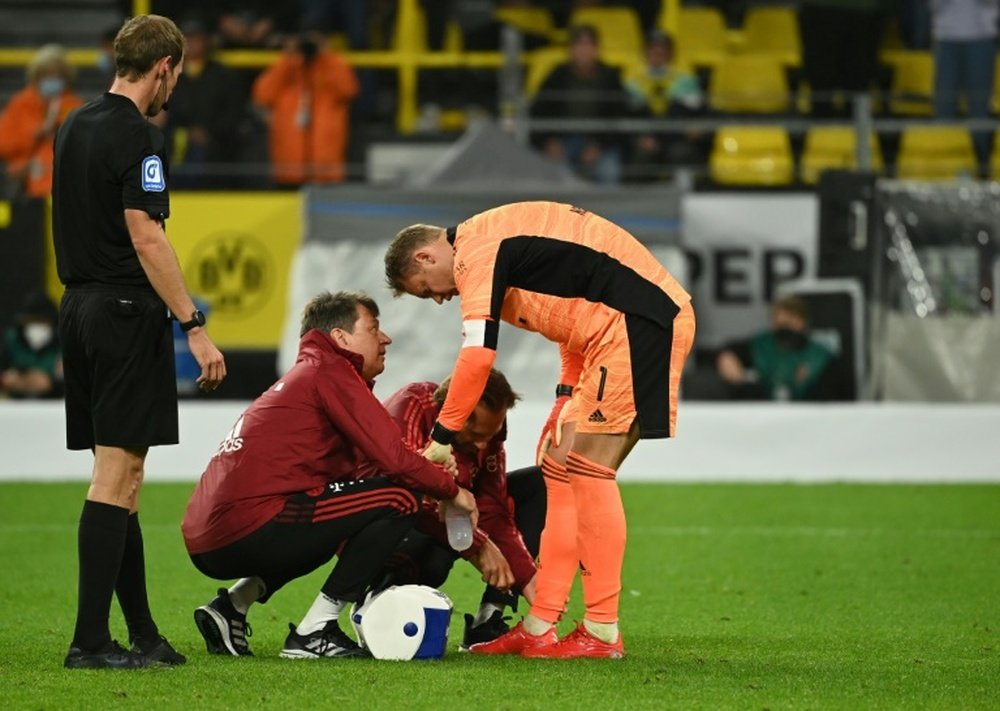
(573, 301), (695, 438)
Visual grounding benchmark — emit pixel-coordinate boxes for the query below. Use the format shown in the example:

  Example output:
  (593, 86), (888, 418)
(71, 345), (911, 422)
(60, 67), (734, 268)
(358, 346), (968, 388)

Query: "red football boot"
(520, 622), (625, 659)
(468, 621), (558, 655)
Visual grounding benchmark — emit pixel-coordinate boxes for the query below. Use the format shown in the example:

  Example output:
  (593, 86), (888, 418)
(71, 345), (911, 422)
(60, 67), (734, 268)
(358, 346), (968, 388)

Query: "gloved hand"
(536, 394), (573, 466)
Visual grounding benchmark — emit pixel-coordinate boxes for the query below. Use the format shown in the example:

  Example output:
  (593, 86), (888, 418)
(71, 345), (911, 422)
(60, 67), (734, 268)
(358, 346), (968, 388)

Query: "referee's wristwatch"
(179, 309), (206, 332)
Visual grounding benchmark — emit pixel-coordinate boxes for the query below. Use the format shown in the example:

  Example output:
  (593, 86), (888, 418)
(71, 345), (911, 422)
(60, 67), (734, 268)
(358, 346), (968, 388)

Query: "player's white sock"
(473, 602), (505, 627)
(522, 614), (554, 636)
(228, 577), (266, 615)
(583, 619), (619, 644)
(297, 593), (345, 635)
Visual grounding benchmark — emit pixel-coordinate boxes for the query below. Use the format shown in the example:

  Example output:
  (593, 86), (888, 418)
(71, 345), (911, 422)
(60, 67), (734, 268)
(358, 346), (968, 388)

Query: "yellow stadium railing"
(0, 46), (520, 135)
(0, 0), (528, 134)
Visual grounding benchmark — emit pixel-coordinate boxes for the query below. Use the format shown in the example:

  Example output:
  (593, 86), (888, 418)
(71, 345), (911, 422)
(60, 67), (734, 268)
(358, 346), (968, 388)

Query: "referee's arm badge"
(141, 155), (166, 192)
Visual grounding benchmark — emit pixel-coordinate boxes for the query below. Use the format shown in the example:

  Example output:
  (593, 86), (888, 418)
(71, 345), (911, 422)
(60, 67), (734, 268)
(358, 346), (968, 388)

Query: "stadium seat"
(568, 6), (644, 61)
(896, 126), (977, 180)
(673, 7), (729, 69)
(883, 51), (933, 116)
(800, 127), (884, 184)
(657, 0), (682, 37)
(709, 126), (795, 186)
(737, 6), (801, 66)
(709, 55), (790, 114)
(494, 6), (558, 44)
(392, 3), (463, 52)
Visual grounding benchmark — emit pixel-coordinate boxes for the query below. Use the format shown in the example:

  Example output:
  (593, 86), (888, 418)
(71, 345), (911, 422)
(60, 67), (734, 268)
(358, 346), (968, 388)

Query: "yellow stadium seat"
(569, 7), (644, 61)
(709, 55), (790, 114)
(896, 126), (977, 180)
(494, 6), (558, 42)
(738, 6), (801, 66)
(392, 3), (462, 52)
(710, 126), (794, 186)
(883, 51), (934, 116)
(674, 7), (729, 69)
(658, 0), (681, 37)
(800, 127), (884, 184)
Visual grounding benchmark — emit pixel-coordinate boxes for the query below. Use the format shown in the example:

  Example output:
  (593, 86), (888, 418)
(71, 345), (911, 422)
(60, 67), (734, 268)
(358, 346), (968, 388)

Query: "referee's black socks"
(116, 513), (160, 644)
(72, 500), (128, 652)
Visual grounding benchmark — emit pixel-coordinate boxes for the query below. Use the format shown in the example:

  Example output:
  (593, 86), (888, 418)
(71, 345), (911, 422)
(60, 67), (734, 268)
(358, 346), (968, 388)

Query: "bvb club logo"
(188, 233), (273, 318)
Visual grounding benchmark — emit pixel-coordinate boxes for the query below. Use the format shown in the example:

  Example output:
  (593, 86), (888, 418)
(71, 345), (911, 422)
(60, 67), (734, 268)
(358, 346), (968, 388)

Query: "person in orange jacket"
(252, 33), (358, 186)
(0, 44), (84, 198)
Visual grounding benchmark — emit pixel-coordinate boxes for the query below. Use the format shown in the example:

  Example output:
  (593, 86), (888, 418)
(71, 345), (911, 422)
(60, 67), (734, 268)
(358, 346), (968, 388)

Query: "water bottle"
(445, 503), (473, 552)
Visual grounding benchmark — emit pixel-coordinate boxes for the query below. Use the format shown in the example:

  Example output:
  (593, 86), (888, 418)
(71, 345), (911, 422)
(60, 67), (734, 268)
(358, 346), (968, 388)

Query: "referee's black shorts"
(59, 285), (178, 450)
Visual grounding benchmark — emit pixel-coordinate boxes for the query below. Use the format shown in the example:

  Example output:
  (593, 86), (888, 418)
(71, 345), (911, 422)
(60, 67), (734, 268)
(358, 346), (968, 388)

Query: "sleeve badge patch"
(141, 155), (166, 192)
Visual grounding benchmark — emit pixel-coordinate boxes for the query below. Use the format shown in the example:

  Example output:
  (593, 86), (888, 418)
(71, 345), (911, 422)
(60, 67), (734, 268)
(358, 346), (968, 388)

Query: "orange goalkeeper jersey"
(437, 200), (691, 432)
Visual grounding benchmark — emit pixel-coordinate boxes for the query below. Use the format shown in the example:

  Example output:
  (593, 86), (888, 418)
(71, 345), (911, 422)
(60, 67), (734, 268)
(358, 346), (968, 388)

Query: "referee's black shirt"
(52, 92), (170, 289)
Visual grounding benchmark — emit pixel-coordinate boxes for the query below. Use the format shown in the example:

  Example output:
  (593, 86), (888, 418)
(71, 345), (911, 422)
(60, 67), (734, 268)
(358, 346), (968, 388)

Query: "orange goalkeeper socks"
(528, 454), (579, 625)
(567, 451), (625, 625)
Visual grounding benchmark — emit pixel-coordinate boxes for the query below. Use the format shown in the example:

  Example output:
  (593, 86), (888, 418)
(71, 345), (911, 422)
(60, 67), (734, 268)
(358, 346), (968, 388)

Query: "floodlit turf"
(1, 483), (997, 710)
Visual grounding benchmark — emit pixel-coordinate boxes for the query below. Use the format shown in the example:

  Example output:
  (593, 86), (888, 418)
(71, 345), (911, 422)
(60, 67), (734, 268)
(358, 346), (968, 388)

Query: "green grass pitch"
(1, 482), (997, 710)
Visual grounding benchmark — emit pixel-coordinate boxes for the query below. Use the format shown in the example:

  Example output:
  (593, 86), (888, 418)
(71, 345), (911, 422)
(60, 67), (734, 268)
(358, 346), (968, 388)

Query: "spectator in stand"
(252, 32), (359, 186)
(530, 24), (629, 184)
(300, 0), (370, 51)
(930, 0), (999, 174)
(798, 0), (889, 117)
(215, 1), (299, 49)
(0, 291), (62, 400)
(715, 295), (836, 402)
(0, 44), (84, 198)
(624, 29), (705, 181)
(899, 0), (932, 49)
(166, 17), (248, 188)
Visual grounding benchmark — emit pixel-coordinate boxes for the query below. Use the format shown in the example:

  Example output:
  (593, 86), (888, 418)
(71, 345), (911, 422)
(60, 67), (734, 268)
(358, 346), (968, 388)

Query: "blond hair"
(27, 44), (74, 85)
(384, 224), (444, 296)
(114, 14), (185, 79)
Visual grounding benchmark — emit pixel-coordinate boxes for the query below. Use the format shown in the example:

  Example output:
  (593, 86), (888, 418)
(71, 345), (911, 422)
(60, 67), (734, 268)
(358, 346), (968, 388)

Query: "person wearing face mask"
(52, 14), (226, 670)
(0, 291), (63, 399)
(0, 44), (83, 198)
(716, 295), (835, 402)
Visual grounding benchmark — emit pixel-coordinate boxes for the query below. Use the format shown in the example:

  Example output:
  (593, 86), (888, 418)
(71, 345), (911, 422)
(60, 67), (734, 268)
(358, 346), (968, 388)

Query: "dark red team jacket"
(383, 382), (537, 589)
(182, 330), (459, 555)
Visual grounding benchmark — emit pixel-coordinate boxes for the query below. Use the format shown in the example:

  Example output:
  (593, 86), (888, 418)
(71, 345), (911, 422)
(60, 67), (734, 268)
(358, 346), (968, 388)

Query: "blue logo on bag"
(142, 155), (165, 192)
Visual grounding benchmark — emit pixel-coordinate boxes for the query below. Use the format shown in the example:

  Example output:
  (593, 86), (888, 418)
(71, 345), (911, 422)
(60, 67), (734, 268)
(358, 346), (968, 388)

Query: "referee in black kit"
(53, 15), (225, 669)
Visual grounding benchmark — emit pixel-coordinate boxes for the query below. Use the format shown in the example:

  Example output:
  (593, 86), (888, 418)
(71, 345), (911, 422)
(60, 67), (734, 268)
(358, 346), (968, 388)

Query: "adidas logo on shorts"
(587, 409), (607, 423)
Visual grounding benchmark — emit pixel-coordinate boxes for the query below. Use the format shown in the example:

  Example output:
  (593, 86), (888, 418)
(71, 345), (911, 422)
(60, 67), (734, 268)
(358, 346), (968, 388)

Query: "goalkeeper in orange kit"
(384, 201), (696, 659)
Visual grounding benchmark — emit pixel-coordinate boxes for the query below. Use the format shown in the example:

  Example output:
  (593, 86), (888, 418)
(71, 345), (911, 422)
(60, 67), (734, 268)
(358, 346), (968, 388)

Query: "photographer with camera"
(252, 31), (358, 186)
